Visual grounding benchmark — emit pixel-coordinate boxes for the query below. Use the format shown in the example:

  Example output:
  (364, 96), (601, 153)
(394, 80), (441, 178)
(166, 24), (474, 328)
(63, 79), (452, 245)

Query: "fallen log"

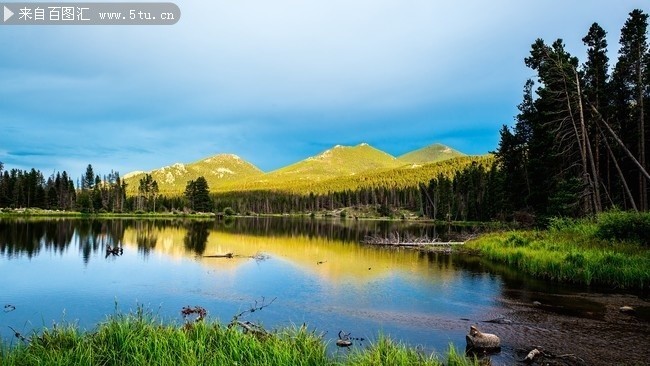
(203, 253), (233, 258)
(466, 325), (500, 350)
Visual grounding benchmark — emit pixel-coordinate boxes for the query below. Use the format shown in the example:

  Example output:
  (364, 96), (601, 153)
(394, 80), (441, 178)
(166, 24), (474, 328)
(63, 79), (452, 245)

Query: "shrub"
(596, 211), (650, 246)
(223, 207), (235, 216)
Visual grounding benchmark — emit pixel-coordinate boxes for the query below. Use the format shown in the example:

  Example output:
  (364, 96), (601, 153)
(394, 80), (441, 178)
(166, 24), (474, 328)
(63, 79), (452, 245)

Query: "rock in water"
(620, 306), (635, 314)
(466, 325), (501, 349)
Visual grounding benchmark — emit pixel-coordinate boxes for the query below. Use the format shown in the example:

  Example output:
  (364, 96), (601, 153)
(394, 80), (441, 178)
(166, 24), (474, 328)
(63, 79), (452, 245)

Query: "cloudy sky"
(0, 1), (648, 179)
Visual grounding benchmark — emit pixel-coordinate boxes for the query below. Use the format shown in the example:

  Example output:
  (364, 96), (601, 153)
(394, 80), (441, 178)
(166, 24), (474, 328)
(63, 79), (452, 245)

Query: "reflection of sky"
(0, 1), (644, 178)
(0, 222), (502, 352)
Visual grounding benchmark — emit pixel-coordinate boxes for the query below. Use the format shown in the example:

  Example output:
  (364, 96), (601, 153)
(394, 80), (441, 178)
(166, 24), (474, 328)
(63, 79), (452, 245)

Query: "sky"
(1, 0), (648, 179)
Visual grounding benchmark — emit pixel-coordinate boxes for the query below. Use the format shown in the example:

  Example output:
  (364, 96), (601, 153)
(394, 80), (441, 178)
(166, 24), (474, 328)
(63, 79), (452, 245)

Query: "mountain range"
(124, 143), (472, 195)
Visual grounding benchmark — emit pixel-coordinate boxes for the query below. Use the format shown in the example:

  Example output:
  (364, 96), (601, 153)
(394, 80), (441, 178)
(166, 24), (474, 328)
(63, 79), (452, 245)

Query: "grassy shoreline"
(464, 214), (650, 289)
(0, 208), (496, 226)
(0, 315), (476, 366)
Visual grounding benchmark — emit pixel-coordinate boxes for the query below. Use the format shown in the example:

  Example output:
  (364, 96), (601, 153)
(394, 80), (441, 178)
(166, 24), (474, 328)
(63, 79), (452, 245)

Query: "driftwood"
(203, 253), (233, 258)
(363, 232), (465, 248)
(523, 348), (542, 363)
(518, 346), (585, 365)
(203, 252), (270, 261)
(466, 325), (500, 350)
(235, 321), (269, 337)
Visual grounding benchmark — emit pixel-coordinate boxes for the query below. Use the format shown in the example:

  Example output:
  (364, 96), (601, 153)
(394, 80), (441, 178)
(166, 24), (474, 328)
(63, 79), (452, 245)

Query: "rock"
(620, 306), (635, 314)
(523, 348), (542, 363)
(336, 339), (352, 347)
(532, 301), (542, 306)
(466, 325), (501, 350)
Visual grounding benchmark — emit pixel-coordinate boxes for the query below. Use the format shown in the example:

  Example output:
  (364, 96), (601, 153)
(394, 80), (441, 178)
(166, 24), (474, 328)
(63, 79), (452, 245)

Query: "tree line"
(493, 9), (650, 222)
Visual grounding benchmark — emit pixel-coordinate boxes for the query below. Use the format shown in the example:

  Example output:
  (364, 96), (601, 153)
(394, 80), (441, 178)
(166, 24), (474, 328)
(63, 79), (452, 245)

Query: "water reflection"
(183, 221), (210, 255)
(0, 217), (480, 263)
(1, 217), (648, 365)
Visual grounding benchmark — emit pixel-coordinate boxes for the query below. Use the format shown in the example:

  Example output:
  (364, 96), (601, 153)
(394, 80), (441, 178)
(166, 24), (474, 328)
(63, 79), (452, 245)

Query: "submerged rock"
(466, 325), (501, 350)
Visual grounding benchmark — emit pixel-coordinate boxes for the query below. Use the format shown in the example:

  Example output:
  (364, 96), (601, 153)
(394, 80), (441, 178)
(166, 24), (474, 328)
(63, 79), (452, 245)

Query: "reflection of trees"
(43, 220), (75, 254)
(0, 219), (128, 262)
(183, 221), (210, 255)
(77, 220), (127, 264)
(135, 221), (158, 256)
(211, 217), (477, 243)
(0, 220), (46, 258)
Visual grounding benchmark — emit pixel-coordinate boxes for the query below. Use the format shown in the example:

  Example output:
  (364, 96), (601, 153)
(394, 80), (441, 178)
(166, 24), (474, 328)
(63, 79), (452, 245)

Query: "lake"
(1, 217), (648, 365)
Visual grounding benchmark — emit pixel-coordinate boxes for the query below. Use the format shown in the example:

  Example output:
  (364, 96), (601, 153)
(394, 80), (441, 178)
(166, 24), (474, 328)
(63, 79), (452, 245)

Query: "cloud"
(0, 0), (647, 177)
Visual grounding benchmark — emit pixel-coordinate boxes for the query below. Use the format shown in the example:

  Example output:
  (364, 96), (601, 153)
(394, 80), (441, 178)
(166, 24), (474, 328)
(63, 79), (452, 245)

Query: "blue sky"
(1, 0), (648, 179)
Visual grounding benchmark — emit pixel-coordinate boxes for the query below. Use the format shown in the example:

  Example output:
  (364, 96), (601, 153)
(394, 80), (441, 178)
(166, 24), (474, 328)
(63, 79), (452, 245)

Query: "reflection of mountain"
(0, 218), (472, 284)
(120, 225), (460, 285)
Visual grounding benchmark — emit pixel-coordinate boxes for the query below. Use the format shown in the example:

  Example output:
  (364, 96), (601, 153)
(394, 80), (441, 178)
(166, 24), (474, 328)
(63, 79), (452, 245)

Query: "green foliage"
(0, 315), (477, 366)
(223, 207), (235, 216)
(596, 211), (650, 246)
(377, 203), (391, 217)
(345, 337), (475, 366)
(76, 191), (93, 213)
(467, 218), (650, 288)
(185, 177), (213, 212)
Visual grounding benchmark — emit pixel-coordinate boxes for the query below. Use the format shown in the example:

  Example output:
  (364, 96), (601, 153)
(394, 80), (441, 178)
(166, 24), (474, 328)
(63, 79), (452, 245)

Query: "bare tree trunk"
(562, 72), (593, 214)
(575, 70), (602, 213)
(600, 126), (638, 212)
(589, 103), (650, 182)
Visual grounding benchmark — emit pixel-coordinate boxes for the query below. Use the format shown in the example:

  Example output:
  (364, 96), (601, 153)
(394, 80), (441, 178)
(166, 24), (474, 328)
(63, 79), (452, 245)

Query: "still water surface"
(1, 218), (648, 365)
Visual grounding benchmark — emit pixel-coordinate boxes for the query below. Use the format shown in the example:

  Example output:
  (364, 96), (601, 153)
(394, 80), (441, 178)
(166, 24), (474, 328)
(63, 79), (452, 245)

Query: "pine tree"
(612, 10), (649, 210)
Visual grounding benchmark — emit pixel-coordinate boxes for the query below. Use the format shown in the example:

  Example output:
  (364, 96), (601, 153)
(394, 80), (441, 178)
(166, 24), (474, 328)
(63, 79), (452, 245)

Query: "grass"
(0, 208), (219, 219)
(0, 314), (477, 366)
(465, 214), (650, 289)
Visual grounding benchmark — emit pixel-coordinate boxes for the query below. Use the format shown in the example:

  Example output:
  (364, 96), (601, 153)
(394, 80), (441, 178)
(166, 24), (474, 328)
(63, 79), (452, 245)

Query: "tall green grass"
(1, 314), (477, 366)
(466, 214), (650, 289)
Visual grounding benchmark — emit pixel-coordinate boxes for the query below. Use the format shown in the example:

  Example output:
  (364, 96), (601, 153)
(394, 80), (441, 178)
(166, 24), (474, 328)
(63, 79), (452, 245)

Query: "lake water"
(1, 217), (648, 365)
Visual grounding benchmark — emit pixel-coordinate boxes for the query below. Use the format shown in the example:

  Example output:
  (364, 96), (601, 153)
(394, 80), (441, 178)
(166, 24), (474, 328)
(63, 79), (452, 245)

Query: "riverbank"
(465, 213), (650, 289)
(0, 207), (497, 227)
(0, 315), (476, 366)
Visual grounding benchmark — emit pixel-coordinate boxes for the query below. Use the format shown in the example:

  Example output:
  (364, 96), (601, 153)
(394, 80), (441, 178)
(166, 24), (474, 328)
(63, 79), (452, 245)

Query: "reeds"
(466, 215), (650, 289)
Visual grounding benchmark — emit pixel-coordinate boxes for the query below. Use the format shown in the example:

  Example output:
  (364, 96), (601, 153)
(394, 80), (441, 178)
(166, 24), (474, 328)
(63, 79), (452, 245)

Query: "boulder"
(466, 325), (501, 349)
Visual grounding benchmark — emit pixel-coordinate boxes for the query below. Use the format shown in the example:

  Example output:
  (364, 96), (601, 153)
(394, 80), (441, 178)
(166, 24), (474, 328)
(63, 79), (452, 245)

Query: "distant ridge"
(124, 142), (471, 195)
(398, 143), (465, 164)
(124, 154), (262, 195)
(265, 143), (402, 182)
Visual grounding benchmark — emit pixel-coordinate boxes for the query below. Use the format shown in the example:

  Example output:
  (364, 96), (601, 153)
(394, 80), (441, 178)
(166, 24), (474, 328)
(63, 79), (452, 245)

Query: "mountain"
(265, 143), (402, 182)
(124, 154), (263, 195)
(123, 142), (474, 195)
(398, 143), (464, 164)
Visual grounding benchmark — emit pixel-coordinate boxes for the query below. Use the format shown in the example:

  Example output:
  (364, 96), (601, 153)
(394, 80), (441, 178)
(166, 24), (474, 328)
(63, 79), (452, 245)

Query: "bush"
(596, 211), (650, 246)
(223, 207), (235, 216)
